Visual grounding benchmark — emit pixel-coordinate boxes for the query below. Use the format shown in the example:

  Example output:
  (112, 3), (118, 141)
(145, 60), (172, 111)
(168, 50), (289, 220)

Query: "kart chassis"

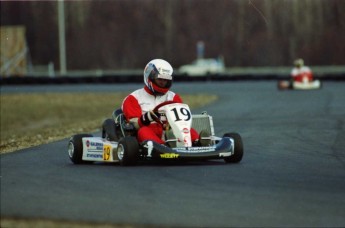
(68, 102), (243, 165)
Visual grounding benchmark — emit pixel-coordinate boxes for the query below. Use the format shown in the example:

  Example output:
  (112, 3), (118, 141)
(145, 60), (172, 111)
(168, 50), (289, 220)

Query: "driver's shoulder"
(165, 90), (177, 100)
(169, 91), (183, 102)
(131, 88), (149, 97)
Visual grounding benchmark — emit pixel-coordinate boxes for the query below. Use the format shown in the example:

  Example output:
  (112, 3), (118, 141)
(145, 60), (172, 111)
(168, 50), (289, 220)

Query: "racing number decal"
(170, 107), (191, 122)
(103, 145), (111, 161)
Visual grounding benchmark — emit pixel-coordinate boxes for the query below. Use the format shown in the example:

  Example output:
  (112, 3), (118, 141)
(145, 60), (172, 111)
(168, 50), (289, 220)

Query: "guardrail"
(1, 66), (344, 85)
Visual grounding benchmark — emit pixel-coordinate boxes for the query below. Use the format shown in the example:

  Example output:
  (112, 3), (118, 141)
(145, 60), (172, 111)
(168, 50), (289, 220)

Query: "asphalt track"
(1, 81), (345, 227)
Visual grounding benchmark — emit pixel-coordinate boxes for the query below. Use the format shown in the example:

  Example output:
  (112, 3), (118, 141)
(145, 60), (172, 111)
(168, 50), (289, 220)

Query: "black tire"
(117, 136), (139, 166)
(102, 118), (117, 141)
(278, 80), (291, 90)
(223, 132), (243, 163)
(68, 134), (93, 164)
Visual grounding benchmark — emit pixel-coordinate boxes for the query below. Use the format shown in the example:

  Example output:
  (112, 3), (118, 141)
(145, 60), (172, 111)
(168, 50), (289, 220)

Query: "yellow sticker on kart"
(160, 153), (179, 159)
(103, 144), (111, 161)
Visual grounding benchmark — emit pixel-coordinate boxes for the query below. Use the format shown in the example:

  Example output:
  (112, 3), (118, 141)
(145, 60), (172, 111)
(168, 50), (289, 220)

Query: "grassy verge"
(1, 92), (217, 153)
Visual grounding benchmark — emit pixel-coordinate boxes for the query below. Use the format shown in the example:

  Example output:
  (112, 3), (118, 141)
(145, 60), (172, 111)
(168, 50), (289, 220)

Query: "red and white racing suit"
(121, 86), (199, 144)
(291, 66), (313, 82)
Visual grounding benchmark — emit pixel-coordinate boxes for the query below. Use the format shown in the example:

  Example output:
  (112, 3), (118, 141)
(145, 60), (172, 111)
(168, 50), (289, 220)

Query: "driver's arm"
(121, 95), (142, 129)
(122, 95), (160, 129)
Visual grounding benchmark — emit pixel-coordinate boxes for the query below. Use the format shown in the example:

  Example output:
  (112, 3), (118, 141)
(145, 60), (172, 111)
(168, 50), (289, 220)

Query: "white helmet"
(294, 58), (304, 67)
(143, 59), (173, 95)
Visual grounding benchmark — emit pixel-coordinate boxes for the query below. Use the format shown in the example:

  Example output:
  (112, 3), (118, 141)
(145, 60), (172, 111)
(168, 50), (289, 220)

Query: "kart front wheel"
(117, 136), (139, 166)
(223, 133), (243, 163)
(68, 134), (93, 164)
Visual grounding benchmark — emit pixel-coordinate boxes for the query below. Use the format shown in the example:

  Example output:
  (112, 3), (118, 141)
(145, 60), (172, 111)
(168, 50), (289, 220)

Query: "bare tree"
(1, 0), (344, 70)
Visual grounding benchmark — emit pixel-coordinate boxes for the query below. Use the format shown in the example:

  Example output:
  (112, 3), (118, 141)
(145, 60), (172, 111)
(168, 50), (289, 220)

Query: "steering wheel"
(151, 100), (180, 128)
(153, 100), (180, 113)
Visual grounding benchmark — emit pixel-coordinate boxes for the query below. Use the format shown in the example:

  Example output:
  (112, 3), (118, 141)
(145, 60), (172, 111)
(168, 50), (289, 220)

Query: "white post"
(58, 0), (67, 75)
(197, 41), (204, 59)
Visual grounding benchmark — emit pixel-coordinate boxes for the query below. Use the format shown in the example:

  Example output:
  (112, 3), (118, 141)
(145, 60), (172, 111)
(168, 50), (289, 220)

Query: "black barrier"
(0, 73), (344, 85)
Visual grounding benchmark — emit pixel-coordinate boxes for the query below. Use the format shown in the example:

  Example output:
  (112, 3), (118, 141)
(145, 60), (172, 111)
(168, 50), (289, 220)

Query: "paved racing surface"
(2, 82), (345, 227)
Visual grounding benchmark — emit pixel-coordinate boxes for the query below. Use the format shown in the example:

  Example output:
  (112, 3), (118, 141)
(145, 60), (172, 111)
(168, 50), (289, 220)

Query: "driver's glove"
(140, 110), (160, 126)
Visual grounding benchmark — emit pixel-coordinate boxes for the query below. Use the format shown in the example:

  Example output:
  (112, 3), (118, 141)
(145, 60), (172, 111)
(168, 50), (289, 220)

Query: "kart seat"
(112, 109), (136, 138)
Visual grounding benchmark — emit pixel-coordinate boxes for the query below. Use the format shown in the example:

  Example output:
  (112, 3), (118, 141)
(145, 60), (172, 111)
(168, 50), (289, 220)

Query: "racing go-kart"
(68, 101), (243, 166)
(278, 75), (321, 90)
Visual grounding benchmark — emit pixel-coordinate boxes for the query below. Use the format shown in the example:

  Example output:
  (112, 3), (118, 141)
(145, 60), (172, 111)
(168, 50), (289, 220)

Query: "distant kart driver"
(121, 59), (201, 145)
(291, 58), (314, 83)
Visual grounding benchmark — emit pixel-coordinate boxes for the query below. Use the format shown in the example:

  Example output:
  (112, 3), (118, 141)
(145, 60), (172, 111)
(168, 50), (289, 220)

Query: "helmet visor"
(149, 65), (172, 81)
(156, 73), (172, 80)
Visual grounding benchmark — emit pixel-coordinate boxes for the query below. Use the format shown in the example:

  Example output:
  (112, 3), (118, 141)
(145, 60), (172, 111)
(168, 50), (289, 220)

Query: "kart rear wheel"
(102, 118), (118, 141)
(68, 134), (93, 164)
(117, 136), (139, 166)
(223, 133), (243, 163)
(278, 80), (291, 90)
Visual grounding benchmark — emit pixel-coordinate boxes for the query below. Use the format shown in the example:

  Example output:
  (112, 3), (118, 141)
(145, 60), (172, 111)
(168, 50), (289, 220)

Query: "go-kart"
(278, 76), (321, 90)
(68, 101), (243, 166)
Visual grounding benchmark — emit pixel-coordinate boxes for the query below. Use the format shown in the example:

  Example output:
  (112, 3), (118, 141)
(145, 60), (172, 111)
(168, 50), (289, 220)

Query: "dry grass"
(0, 92), (217, 153)
(0, 217), (133, 228)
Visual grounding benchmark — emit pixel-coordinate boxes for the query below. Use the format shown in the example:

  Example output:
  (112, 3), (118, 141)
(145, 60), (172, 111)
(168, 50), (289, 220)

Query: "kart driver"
(121, 59), (200, 145)
(291, 58), (314, 83)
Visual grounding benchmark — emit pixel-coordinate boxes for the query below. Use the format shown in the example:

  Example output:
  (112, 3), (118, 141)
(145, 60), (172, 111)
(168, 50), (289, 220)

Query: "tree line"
(1, 0), (344, 71)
